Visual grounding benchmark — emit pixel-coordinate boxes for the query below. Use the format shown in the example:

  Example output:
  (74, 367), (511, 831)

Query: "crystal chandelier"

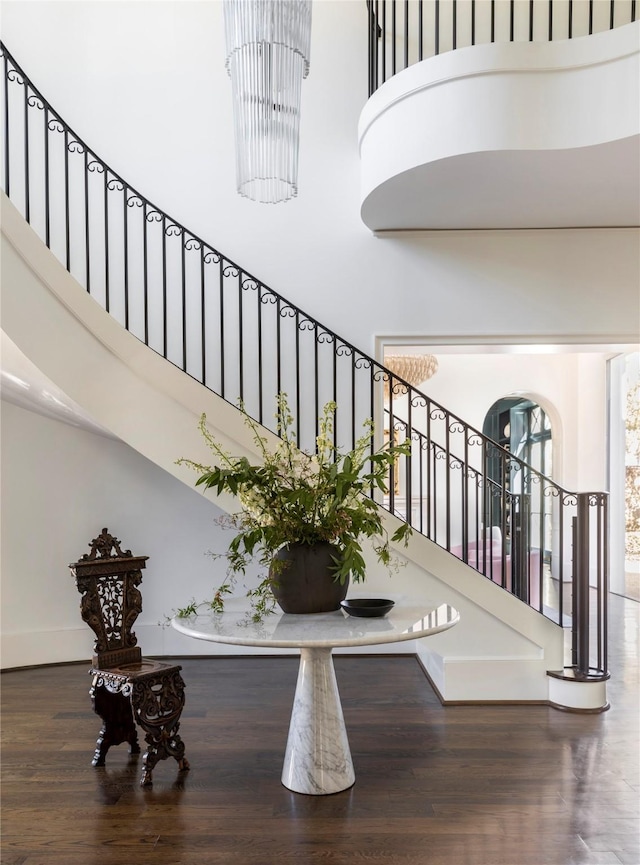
(223, 0), (312, 204)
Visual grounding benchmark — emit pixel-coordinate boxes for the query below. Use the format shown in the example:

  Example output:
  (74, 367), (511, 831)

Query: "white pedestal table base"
(281, 647), (355, 795)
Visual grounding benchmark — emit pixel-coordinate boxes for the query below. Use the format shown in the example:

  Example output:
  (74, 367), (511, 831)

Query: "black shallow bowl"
(340, 599), (395, 618)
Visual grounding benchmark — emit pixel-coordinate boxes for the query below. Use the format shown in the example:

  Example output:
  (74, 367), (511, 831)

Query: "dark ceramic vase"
(269, 542), (349, 614)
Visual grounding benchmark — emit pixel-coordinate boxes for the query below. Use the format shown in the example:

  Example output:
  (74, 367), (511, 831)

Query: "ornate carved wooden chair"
(69, 529), (189, 786)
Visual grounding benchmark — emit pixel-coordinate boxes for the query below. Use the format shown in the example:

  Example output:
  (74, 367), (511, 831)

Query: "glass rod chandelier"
(223, 0), (312, 204)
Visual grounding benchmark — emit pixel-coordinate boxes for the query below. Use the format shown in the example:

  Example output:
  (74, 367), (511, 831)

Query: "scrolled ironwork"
(278, 302), (298, 320)
(106, 177), (125, 193)
(126, 192), (145, 209)
(260, 291), (279, 306)
(47, 116), (65, 134)
(240, 274), (260, 293)
(145, 207), (164, 223)
(67, 138), (86, 155)
(409, 390), (428, 410)
(87, 158), (106, 175)
(203, 249), (222, 265)
(336, 343), (355, 357)
(354, 355), (373, 370)
(221, 261), (239, 279)
(164, 220), (183, 237)
(6, 67), (24, 85)
(26, 92), (44, 110)
(316, 328), (336, 344)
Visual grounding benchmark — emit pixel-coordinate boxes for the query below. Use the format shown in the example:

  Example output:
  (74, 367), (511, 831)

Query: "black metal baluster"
(368, 0), (373, 96)
(201, 248), (206, 387)
(426, 404), (432, 539)
(23, 81), (29, 223)
(418, 432), (424, 533)
(419, 0), (424, 59)
(589, 0), (594, 34)
(406, 393), (412, 527)
(550, 490), (565, 623)
(392, 0), (397, 75)
(389, 379), (395, 515)
(445, 413), (451, 550)
(104, 166), (109, 312)
(295, 311), (300, 444)
(3, 52), (10, 196)
(610, 0), (615, 28)
(435, 0), (440, 54)
(84, 149), (90, 293)
(601, 495), (609, 673)
(462, 432), (468, 559)
(548, 0), (553, 41)
(314, 324), (319, 441)
(351, 352), (356, 451)
(471, 0), (476, 45)
(238, 270), (244, 403)
(568, 0), (573, 38)
(64, 130), (70, 271)
(257, 284), (263, 423)
(181, 232), (186, 372)
(529, 0), (534, 40)
(404, 0), (409, 69)
(510, 0), (515, 41)
(161, 215), (167, 357)
(123, 187), (129, 331)
(276, 297), (282, 401)
(44, 105), (50, 247)
(143, 202), (149, 345)
(500, 453), (508, 588)
(491, 0), (495, 42)
(453, 0), (457, 49)
(381, 0), (386, 85)
(332, 346), (337, 451)
(219, 259), (225, 399)
(538, 479), (546, 615)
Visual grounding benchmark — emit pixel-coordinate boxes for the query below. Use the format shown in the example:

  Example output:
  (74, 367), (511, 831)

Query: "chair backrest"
(69, 529), (149, 668)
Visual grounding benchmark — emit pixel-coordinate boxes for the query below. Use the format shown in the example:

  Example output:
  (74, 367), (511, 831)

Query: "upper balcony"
(359, 2), (639, 231)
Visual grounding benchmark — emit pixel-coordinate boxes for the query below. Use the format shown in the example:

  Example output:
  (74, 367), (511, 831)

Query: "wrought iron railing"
(368, 0), (639, 95)
(0, 42), (608, 680)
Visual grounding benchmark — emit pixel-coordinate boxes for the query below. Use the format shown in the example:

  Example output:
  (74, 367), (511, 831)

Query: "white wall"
(0, 398), (239, 668)
(1, 1), (638, 357)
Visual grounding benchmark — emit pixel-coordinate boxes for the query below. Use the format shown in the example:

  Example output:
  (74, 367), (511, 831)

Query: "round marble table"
(172, 599), (459, 795)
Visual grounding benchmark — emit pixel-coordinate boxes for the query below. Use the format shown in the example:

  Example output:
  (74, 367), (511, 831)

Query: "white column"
(281, 647), (355, 795)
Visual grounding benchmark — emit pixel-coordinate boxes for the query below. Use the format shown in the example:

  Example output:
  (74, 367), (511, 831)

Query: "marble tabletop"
(172, 597), (459, 649)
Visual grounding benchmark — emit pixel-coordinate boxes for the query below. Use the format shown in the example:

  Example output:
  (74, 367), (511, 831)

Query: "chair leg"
(130, 669), (189, 787)
(90, 675), (140, 766)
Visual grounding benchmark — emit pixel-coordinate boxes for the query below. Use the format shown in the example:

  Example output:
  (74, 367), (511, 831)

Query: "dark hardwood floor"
(2, 593), (638, 865)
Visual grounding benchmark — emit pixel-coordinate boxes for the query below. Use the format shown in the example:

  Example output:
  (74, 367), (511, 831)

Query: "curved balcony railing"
(367, 0), (639, 95)
(0, 42), (608, 680)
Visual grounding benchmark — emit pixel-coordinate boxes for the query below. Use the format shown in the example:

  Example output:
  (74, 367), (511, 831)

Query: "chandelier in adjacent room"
(223, 0), (312, 204)
(384, 354), (439, 397)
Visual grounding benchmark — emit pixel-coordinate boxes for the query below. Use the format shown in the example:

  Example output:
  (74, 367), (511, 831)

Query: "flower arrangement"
(176, 394), (412, 620)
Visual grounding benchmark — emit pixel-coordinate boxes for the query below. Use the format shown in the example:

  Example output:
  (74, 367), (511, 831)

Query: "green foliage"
(176, 394), (412, 617)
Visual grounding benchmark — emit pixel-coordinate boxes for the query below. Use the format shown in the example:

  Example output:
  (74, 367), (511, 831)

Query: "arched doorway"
(483, 397), (553, 588)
